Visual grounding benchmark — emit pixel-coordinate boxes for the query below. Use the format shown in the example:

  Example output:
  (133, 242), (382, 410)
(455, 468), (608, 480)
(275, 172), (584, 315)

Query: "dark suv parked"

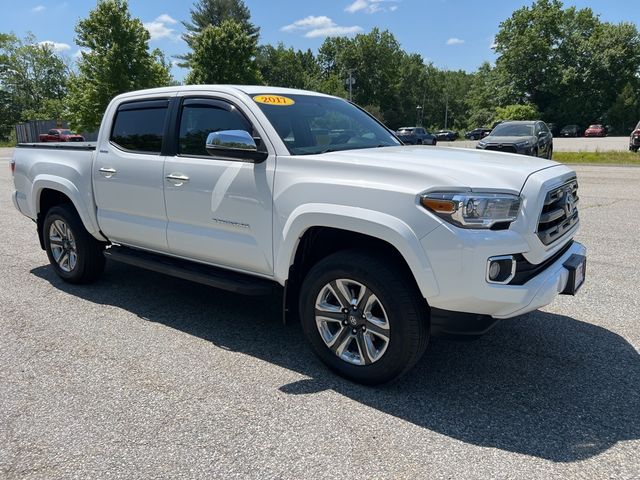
(476, 120), (553, 159)
(395, 127), (437, 145)
(560, 125), (582, 137)
(630, 120), (640, 152)
(465, 128), (492, 140)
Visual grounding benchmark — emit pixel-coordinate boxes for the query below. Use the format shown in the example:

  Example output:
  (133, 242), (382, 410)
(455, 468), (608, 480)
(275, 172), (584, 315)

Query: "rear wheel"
(43, 204), (105, 284)
(299, 250), (429, 385)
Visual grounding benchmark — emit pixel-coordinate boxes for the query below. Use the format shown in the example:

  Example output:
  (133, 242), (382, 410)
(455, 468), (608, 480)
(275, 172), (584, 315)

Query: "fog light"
(489, 262), (501, 280)
(487, 255), (516, 284)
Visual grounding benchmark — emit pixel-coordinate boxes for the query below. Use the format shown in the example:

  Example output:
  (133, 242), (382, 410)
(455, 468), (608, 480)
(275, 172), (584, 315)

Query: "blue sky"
(2, 0), (638, 81)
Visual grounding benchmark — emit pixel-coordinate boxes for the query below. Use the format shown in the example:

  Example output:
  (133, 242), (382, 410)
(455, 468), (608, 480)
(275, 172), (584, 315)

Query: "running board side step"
(104, 246), (279, 296)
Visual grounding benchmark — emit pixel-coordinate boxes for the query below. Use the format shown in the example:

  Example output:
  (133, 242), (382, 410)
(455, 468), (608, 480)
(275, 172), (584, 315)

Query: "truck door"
(93, 98), (170, 251)
(163, 95), (275, 275)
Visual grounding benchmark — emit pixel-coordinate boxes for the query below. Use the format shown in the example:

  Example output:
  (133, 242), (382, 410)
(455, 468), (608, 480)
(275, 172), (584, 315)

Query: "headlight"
(420, 192), (521, 229)
(515, 141), (530, 148)
(477, 140), (487, 147)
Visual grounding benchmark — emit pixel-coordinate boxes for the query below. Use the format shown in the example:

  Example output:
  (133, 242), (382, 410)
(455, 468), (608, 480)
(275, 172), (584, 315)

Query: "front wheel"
(43, 204), (105, 284)
(299, 250), (429, 385)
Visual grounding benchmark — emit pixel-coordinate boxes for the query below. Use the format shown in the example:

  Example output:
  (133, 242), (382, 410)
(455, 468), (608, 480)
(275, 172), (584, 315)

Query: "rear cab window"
(110, 99), (169, 154)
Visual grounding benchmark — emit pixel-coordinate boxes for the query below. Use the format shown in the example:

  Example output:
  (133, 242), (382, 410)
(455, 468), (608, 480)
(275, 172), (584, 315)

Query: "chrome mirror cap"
(205, 130), (257, 152)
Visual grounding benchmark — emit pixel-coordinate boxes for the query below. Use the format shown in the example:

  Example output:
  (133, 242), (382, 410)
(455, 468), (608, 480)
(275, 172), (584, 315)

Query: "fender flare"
(32, 175), (103, 239)
(275, 203), (440, 299)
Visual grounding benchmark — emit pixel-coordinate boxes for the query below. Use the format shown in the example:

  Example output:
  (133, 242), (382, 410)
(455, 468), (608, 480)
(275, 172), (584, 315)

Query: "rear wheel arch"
(36, 188), (75, 250)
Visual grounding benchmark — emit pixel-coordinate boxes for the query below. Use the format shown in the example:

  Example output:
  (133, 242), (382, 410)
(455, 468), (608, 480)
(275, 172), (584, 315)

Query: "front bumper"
(420, 219), (586, 319)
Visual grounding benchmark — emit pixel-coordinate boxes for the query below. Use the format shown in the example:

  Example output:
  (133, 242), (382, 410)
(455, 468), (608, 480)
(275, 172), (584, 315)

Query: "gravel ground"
(1, 148), (638, 479)
(440, 136), (630, 152)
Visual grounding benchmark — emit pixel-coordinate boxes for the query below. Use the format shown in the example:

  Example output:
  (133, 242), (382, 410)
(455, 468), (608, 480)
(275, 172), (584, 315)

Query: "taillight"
(634, 130), (640, 136)
(10, 159), (15, 175)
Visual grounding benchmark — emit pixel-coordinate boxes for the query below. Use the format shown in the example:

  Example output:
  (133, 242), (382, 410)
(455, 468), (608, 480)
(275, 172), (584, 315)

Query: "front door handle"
(99, 167), (116, 178)
(166, 173), (190, 186)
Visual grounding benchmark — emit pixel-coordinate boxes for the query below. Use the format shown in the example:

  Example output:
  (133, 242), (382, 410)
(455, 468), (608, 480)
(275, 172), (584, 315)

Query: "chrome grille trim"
(536, 178), (579, 245)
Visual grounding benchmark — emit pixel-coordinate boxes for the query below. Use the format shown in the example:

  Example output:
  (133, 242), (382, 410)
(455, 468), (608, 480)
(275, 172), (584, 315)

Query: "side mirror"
(205, 130), (268, 163)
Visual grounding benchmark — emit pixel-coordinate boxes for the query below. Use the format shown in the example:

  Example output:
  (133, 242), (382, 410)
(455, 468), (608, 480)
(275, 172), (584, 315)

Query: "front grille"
(485, 145), (517, 153)
(537, 178), (579, 245)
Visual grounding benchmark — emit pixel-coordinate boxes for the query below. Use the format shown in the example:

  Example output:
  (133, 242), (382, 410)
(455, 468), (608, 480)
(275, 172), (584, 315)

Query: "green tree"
(604, 82), (640, 135)
(494, 0), (640, 130)
(179, 0), (258, 69)
(185, 19), (261, 85)
(495, 104), (540, 121)
(256, 44), (308, 89)
(0, 33), (70, 139)
(65, 0), (172, 132)
(465, 62), (504, 128)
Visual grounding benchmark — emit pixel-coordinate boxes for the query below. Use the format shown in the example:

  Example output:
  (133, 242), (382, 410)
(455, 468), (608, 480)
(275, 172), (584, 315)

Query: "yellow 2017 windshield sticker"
(253, 95), (295, 106)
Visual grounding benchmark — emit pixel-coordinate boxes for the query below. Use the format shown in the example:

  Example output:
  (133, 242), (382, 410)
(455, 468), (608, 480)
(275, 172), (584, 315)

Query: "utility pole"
(416, 106), (423, 126)
(444, 93), (449, 130)
(346, 70), (355, 101)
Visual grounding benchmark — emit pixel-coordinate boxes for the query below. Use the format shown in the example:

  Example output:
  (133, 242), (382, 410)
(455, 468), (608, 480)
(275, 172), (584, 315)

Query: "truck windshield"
(251, 93), (400, 155)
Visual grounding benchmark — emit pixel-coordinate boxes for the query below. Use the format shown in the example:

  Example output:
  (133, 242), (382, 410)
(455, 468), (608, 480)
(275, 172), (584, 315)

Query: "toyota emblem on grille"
(564, 190), (575, 216)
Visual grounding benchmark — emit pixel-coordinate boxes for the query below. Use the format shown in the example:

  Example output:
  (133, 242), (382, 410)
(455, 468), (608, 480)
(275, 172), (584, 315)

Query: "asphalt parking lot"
(441, 136), (629, 152)
(1, 148), (639, 479)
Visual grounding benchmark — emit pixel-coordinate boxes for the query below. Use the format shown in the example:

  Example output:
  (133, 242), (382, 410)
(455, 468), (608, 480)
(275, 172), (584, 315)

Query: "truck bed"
(12, 142), (101, 237)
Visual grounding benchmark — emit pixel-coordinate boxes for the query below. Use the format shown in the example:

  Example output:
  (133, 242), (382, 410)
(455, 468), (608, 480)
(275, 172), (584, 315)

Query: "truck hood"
(321, 145), (559, 192)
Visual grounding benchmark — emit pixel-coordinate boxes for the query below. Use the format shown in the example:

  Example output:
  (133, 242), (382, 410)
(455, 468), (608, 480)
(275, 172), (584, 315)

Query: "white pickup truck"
(11, 85), (586, 384)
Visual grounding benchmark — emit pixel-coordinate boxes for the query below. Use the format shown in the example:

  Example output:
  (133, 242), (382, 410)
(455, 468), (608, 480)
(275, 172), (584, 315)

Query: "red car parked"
(38, 129), (85, 142)
(584, 124), (607, 137)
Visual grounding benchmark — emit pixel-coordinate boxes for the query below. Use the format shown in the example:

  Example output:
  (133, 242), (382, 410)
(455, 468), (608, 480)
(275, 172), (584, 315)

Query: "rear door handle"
(166, 173), (190, 185)
(99, 167), (116, 178)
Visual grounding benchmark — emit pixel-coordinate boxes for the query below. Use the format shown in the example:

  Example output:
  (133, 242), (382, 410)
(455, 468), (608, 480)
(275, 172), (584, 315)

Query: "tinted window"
(178, 99), (252, 156)
(491, 123), (534, 137)
(48, 130), (58, 135)
(111, 100), (168, 153)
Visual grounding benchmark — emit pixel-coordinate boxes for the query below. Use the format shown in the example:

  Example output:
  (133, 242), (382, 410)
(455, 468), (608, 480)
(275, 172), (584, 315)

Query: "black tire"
(299, 249), (429, 385)
(43, 204), (105, 284)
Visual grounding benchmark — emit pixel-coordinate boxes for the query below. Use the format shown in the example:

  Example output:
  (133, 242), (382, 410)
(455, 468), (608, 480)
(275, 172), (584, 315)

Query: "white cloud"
(156, 13), (177, 25)
(281, 15), (363, 39)
(39, 41), (71, 52)
(345, 0), (399, 14)
(30, 5), (45, 13)
(446, 37), (465, 46)
(144, 14), (179, 41)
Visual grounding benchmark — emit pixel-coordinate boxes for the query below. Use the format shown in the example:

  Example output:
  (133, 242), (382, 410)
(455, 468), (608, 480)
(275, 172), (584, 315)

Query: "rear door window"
(110, 99), (169, 154)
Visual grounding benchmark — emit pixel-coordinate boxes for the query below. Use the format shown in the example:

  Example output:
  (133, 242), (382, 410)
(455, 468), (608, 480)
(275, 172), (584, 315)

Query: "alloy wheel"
(314, 278), (390, 365)
(48, 220), (78, 272)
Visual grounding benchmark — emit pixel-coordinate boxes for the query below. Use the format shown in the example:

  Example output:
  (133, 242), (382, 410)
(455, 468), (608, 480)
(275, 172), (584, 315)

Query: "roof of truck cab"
(112, 85), (334, 101)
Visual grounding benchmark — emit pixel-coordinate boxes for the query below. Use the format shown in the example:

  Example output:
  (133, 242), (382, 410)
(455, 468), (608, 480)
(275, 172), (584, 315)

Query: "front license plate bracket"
(561, 254), (586, 295)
